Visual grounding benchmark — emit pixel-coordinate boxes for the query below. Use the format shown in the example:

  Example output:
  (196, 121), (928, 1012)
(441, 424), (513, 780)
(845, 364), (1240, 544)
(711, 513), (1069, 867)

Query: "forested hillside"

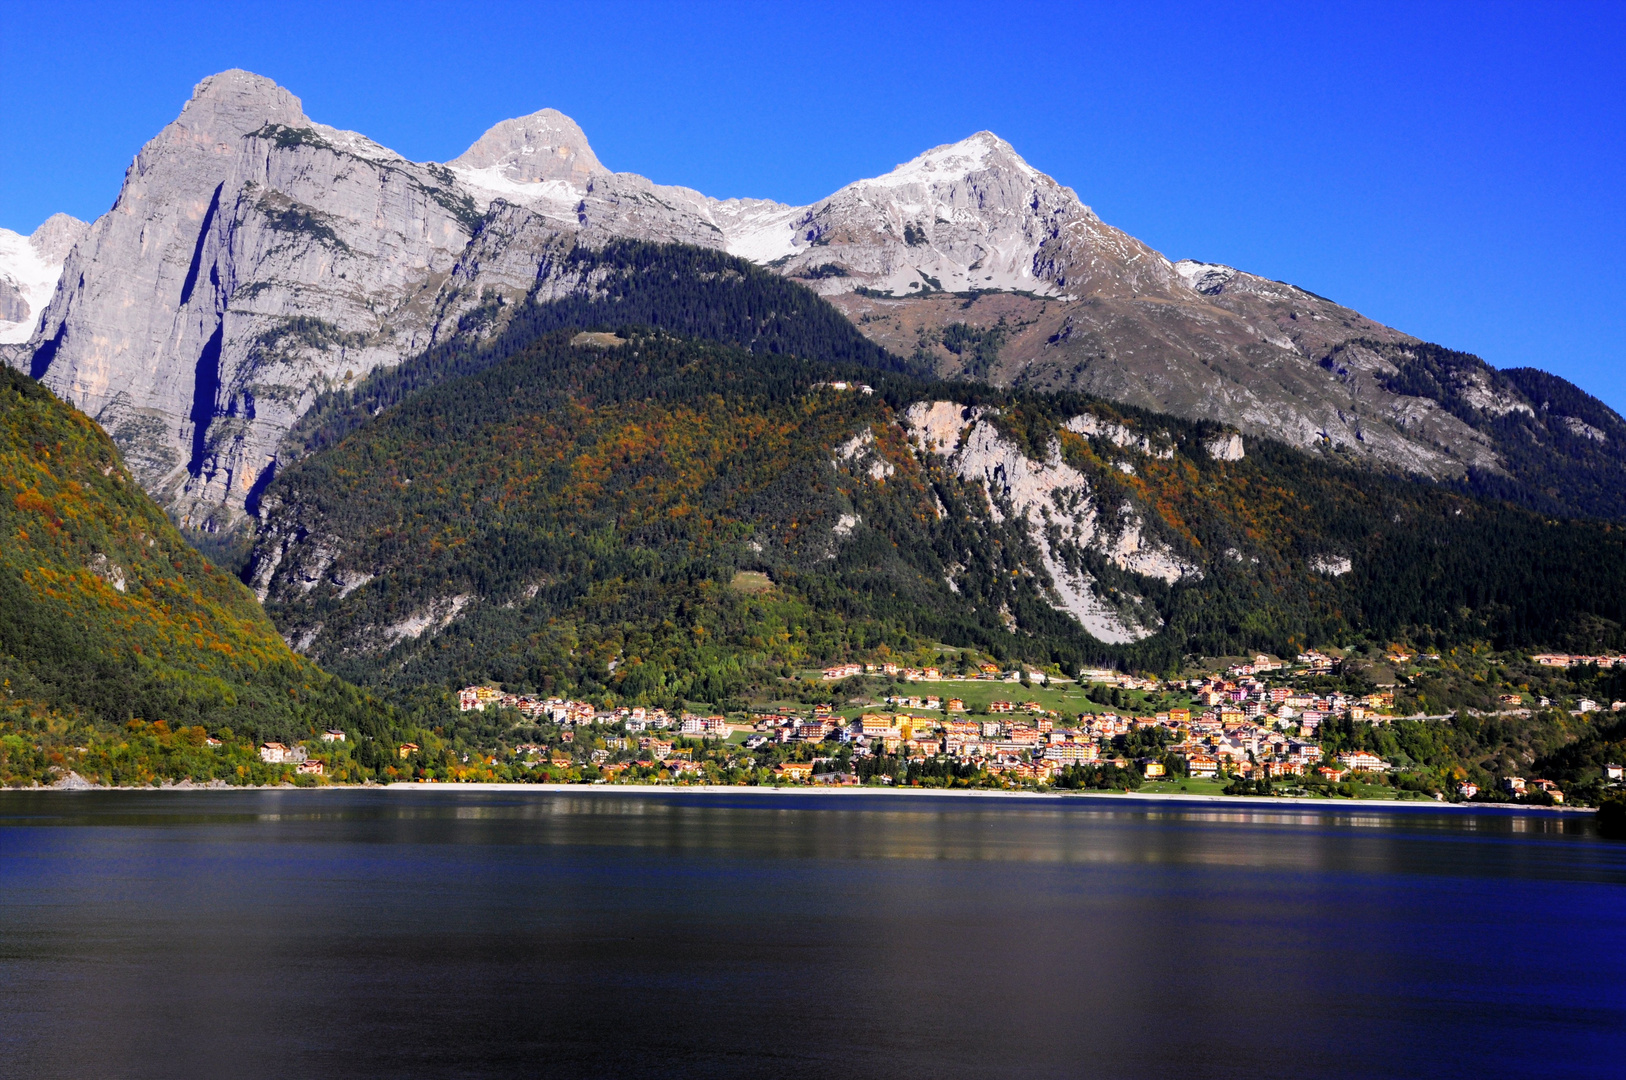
(248, 328), (1626, 709)
(1327, 338), (1626, 519)
(0, 366), (386, 774)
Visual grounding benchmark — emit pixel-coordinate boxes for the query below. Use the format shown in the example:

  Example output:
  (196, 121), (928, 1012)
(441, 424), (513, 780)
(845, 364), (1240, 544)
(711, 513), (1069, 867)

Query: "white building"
(259, 742), (307, 764)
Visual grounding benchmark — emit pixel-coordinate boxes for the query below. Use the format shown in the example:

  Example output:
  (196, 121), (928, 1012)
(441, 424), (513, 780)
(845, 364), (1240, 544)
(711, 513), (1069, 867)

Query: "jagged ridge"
(8, 67), (1623, 534)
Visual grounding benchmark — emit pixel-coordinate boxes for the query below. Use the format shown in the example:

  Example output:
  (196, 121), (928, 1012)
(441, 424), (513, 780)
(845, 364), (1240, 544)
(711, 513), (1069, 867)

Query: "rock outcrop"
(901, 400), (1197, 643)
(1205, 432), (1245, 461)
(450, 108), (607, 183)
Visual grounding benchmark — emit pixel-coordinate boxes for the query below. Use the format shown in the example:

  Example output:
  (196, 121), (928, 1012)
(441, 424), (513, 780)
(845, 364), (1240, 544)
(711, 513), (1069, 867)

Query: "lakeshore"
(381, 780), (1597, 813)
(24, 778), (1597, 814)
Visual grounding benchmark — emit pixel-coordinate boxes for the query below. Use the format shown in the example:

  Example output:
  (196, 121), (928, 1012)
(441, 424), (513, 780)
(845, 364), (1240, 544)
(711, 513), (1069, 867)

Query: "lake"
(1, 788), (1622, 1078)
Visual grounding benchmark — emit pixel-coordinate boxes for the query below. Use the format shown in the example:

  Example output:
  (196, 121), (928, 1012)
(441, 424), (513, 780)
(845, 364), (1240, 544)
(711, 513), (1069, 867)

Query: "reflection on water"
(1, 789), (1622, 1080)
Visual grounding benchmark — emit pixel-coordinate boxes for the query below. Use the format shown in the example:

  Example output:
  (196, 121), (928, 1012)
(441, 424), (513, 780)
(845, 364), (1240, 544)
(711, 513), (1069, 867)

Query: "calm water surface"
(1, 789), (1622, 1079)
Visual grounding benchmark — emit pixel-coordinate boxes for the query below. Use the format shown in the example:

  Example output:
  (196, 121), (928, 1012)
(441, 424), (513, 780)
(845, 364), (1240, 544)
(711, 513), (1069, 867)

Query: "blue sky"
(4, 1), (1623, 409)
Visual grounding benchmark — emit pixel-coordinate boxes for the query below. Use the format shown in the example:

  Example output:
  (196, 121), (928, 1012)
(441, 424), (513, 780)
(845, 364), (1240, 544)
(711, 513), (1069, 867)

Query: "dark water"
(1, 790), (1622, 1079)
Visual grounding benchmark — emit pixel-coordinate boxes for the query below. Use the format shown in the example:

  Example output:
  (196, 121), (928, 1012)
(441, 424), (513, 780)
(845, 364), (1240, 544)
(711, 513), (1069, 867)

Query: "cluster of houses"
(776, 653), (1415, 784)
(1531, 653), (1626, 669)
(257, 737), (333, 776)
(1482, 776), (1567, 803)
(441, 653), (1403, 785)
(745, 658), (1402, 785)
(459, 686), (600, 723)
(1179, 669), (1393, 730)
(821, 661), (1051, 683)
(459, 686), (732, 738)
(733, 705), (1383, 786)
(434, 646), (1620, 796)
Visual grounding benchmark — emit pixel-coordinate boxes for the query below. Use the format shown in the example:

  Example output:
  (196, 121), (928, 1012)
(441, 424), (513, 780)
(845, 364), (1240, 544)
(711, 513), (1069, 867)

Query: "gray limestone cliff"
(22, 71), (477, 531)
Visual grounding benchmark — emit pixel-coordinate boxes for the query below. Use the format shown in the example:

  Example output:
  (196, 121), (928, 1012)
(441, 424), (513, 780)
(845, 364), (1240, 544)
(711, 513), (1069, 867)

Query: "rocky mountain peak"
(28, 213), (89, 263)
(838, 130), (1089, 223)
(176, 69), (306, 139)
(23, 68), (481, 527)
(450, 107), (607, 184)
(866, 131), (1042, 189)
(747, 128), (1113, 298)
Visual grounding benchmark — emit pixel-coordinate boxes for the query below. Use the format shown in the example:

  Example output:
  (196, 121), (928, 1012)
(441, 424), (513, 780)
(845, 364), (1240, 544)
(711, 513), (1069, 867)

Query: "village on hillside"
(325, 649), (1626, 802)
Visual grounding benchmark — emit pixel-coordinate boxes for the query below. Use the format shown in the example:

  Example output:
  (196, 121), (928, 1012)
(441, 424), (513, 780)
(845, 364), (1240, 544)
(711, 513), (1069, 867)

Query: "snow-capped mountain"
(439, 120), (1169, 302)
(0, 214), (88, 344)
(10, 69), (1618, 532)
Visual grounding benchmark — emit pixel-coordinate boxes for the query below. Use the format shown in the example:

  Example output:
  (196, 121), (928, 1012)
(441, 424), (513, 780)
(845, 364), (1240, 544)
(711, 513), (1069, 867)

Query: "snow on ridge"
(448, 164), (586, 218)
(1174, 260), (1236, 296)
(0, 225), (72, 345)
(437, 119), (1075, 283)
(861, 131), (1038, 191)
(716, 200), (802, 263)
(304, 122), (413, 167)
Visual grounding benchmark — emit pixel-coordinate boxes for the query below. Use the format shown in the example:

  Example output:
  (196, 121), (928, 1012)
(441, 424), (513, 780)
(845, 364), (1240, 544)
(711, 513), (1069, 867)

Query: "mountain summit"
(178, 68), (306, 137)
(451, 108), (608, 183)
(758, 130), (1177, 299)
(8, 69), (1625, 533)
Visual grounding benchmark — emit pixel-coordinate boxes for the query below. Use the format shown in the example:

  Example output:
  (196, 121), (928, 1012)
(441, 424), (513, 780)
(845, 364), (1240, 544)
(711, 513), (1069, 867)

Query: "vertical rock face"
(1204, 432), (1245, 461)
(26, 70), (477, 528)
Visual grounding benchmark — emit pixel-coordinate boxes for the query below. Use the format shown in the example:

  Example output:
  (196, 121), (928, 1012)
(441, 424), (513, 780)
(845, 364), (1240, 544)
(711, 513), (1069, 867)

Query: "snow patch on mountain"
(865, 132), (1039, 189)
(1174, 260), (1237, 296)
(450, 167), (586, 227)
(0, 215), (88, 345)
